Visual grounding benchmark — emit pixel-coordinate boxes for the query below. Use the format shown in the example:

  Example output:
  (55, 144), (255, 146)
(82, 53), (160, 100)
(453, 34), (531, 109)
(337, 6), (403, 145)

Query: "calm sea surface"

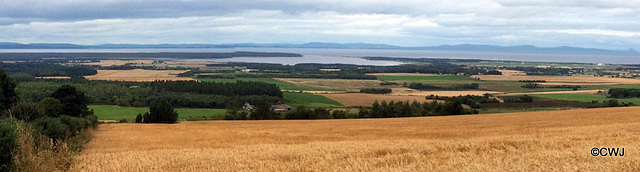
(1, 48), (638, 65)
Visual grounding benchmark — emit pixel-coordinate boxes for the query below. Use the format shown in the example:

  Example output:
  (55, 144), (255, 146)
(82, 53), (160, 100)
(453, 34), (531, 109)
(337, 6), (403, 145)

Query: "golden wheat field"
(84, 69), (194, 82)
(71, 107), (640, 171)
(320, 93), (438, 106)
(472, 75), (640, 85)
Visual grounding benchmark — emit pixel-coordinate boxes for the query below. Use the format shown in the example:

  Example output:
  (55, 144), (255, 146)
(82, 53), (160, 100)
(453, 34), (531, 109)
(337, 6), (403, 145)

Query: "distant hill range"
(0, 42), (635, 52)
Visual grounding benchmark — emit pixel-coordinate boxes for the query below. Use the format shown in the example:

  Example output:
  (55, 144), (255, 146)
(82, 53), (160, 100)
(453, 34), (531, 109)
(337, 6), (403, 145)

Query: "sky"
(0, 0), (639, 50)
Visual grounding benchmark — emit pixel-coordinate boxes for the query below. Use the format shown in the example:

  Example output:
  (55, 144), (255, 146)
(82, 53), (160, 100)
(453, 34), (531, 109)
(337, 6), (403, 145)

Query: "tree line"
(0, 62), (97, 77)
(609, 88), (640, 98)
(407, 82), (479, 90)
(18, 79), (283, 109)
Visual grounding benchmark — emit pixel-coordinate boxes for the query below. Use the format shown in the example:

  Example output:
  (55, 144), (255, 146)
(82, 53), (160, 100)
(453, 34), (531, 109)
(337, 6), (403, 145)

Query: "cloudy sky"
(0, 0), (638, 49)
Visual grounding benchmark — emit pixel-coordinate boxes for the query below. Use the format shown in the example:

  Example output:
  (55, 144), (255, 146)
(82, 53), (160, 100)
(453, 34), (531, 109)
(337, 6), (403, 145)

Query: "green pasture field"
(531, 94), (640, 104)
(89, 105), (227, 120)
(283, 92), (343, 108)
(196, 77), (333, 91)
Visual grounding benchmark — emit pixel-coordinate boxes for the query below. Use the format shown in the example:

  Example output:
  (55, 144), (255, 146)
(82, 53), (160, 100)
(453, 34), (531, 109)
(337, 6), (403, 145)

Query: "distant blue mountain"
(0, 42), (632, 52)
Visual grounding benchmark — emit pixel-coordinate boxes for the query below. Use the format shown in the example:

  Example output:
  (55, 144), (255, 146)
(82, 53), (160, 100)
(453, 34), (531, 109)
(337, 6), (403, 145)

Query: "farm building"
(271, 104), (292, 112)
(243, 102), (254, 111)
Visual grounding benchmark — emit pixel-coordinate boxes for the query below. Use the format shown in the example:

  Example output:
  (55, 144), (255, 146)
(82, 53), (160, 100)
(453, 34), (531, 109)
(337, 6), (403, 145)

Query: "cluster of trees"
(426, 94), (500, 108)
(358, 100), (478, 118)
(485, 70), (503, 75)
(134, 101), (179, 124)
(0, 62), (97, 77)
(521, 83), (542, 88)
(0, 67), (97, 170)
(503, 95), (534, 103)
(408, 83), (479, 90)
(284, 106), (347, 119)
(18, 79), (283, 109)
(549, 85), (581, 90)
(359, 88), (392, 94)
(150, 80), (283, 97)
(608, 88), (640, 98)
(507, 67), (574, 76)
(603, 99), (635, 107)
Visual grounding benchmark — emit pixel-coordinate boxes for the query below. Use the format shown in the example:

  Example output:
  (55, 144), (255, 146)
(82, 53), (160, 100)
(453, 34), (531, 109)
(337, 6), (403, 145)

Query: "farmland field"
(283, 92), (344, 107)
(531, 94), (640, 104)
(366, 73), (438, 76)
(72, 107), (640, 171)
(197, 78), (333, 91)
(472, 75), (640, 85)
(84, 69), (194, 82)
(376, 75), (469, 81)
(89, 105), (227, 120)
(321, 93), (437, 107)
(274, 78), (383, 92)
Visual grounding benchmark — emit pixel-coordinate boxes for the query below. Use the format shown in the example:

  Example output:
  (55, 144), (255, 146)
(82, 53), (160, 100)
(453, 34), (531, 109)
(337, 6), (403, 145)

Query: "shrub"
(135, 114), (143, 123)
(310, 108), (331, 119)
(331, 110), (347, 119)
(142, 112), (151, 123)
(59, 116), (84, 136)
(0, 119), (18, 171)
(32, 117), (69, 142)
(285, 106), (311, 119)
(11, 102), (44, 122)
(118, 119), (128, 123)
(84, 113), (99, 129)
(606, 99), (620, 107)
(38, 98), (63, 118)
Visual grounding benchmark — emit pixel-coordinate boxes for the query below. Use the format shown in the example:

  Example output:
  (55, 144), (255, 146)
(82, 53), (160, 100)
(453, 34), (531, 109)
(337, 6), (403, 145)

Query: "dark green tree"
(250, 102), (278, 120)
(148, 101), (178, 123)
(51, 85), (90, 117)
(0, 68), (17, 111)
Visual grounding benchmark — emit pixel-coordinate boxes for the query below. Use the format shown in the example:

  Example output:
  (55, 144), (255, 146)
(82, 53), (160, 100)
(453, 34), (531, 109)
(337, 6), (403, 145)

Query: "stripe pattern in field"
(72, 107), (640, 171)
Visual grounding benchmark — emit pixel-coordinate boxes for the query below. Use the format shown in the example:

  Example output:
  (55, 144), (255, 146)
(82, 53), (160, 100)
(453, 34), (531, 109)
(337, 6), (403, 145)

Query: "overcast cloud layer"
(0, 0), (639, 49)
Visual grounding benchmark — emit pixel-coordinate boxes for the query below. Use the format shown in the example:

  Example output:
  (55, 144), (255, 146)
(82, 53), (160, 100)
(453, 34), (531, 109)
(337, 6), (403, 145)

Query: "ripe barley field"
(71, 107), (640, 171)
(84, 69), (194, 82)
(321, 93), (437, 106)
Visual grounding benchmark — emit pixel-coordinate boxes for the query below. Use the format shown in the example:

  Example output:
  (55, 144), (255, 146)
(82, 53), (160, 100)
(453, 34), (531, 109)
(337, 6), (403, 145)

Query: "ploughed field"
(71, 107), (640, 171)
